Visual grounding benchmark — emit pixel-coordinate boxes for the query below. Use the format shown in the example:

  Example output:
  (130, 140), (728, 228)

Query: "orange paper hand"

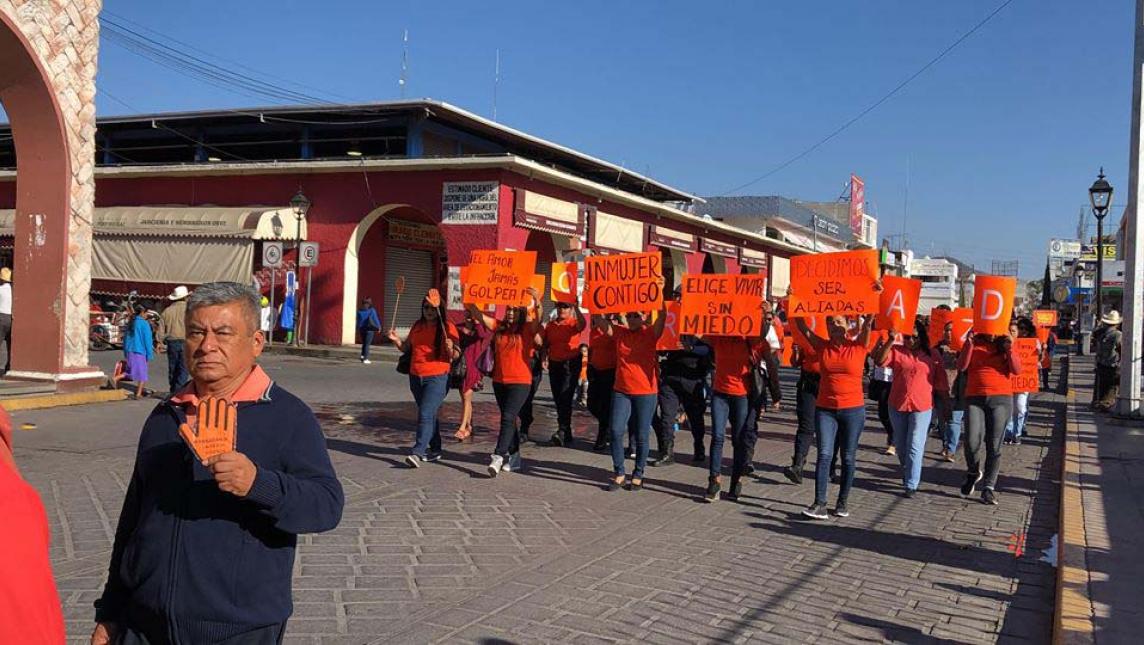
(178, 397), (237, 462)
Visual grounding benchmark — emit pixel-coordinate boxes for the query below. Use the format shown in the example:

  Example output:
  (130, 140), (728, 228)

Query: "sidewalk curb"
(0, 389), (128, 411)
(1054, 388), (1096, 645)
(273, 345), (399, 363)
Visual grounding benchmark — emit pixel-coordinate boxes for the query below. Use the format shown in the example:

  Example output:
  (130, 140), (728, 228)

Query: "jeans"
(942, 409), (965, 453)
(1005, 392), (1029, 439)
(710, 392), (748, 478)
(587, 367), (615, 444)
(964, 395), (1013, 490)
(658, 375), (707, 455)
(360, 329), (376, 360)
(519, 363), (543, 436)
(0, 312), (11, 372)
(889, 408), (932, 491)
(409, 373), (449, 458)
(548, 355), (582, 434)
(610, 392), (656, 478)
(164, 339), (189, 394)
(493, 382), (531, 457)
(791, 372), (818, 467)
(814, 406), (865, 505)
(872, 380), (894, 445)
(733, 399), (760, 482)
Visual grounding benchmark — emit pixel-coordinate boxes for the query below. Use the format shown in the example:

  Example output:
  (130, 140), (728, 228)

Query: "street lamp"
(289, 190), (310, 347)
(1088, 168), (1114, 319)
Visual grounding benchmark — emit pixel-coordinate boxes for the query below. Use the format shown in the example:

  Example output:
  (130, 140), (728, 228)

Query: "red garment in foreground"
(0, 407), (66, 644)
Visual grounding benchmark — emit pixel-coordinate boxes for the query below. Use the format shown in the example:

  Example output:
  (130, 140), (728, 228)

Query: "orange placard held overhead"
(462, 250), (537, 306)
(950, 307), (975, 351)
(655, 300), (683, 351)
(876, 276), (922, 333)
(788, 249), (880, 317)
(679, 273), (767, 337)
(1011, 338), (1040, 393)
(530, 274), (546, 302)
(1032, 309), (1059, 328)
(551, 262), (578, 304)
(583, 252), (664, 314)
(972, 275), (1017, 336)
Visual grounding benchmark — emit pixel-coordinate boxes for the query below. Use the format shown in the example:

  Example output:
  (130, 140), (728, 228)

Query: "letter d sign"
(972, 275), (1016, 336)
(980, 290), (1003, 320)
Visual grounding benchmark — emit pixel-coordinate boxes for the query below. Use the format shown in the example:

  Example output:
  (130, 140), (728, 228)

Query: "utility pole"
(399, 29), (409, 98)
(1120, 0), (1144, 416)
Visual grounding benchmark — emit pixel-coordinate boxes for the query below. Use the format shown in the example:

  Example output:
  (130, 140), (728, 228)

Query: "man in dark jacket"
(92, 282), (344, 645)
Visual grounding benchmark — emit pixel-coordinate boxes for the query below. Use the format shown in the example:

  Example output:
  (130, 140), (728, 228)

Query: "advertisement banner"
(849, 174), (865, 237)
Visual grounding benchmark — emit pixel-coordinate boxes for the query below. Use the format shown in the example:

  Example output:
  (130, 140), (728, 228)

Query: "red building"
(0, 100), (805, 346)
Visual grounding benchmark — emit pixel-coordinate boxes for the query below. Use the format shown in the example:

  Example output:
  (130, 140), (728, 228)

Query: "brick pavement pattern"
(14, 358), (1061, 643)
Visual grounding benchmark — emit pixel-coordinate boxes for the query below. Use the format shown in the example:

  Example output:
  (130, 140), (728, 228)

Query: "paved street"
(9, 350), (1061, 644)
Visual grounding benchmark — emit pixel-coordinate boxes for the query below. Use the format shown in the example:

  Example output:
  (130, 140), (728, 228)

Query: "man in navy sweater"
(92, 282), (344, 645)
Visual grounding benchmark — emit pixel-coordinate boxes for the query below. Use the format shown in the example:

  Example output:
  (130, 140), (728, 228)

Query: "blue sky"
(67, 1), (1144, 276)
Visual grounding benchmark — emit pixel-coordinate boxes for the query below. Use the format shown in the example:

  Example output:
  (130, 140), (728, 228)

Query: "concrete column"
(1121, 0), (1144, 416)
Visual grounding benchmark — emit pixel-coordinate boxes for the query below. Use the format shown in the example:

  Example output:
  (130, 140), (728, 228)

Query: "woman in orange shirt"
(794, 314), (875, 520)
(389, 290), (460, 467)
(601, 305), (667, 491)
(543, 300), (587, 447)
(467, 287), (543, 477)
(956, 327), (1021, 505)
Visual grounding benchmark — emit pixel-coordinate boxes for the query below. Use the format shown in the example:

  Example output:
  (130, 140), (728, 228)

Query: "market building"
(0, 100), (808, 346)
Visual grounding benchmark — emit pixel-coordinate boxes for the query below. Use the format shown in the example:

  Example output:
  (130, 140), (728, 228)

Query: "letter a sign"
(972, 275), (1016, 336)
(875, 276), (921, 333)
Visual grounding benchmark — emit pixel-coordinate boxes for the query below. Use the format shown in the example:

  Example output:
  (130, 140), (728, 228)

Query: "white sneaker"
(405, 454), (422, 468)
(361, 359), (372, 364)
(502, 452), (521, 473)
(488, 454), (503, 478)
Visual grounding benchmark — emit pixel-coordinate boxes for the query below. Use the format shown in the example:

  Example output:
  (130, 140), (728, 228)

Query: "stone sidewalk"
(12, 360), (1062, 644)
(1057, 356), (1144, 644)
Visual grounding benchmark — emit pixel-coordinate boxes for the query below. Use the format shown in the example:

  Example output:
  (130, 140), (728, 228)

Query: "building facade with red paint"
(0, 100), (807, 346)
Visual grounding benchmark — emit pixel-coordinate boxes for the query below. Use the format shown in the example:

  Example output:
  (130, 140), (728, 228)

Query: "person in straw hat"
(1093, 310), (1123, 411)
(158, 285), (191, 394)
(0, 267), (12, 374)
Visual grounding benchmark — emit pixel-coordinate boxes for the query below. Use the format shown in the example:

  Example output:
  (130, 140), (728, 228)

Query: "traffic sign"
(299, 241), (320, 267)
(263, 242), (284, 268)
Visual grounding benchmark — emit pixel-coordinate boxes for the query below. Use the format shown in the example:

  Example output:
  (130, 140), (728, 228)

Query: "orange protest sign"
(1036, 327), (1050, 344)
(972, 275), (1017, 336)
(876, 276), (922, 333)
(178, 397), (237, 461)
(780, 336), (794, 367)
(1032, 309), (1059, 328)
(551, 262), (578, 304)
(950, 307), (975, 351)
(530, 274), (546, 301)
(788, 249), (880, 317)
(584, 252), (664, 314)
(463, 250), (537, 306)
(1011, 338), (1040, 393)
(655, 301), (683, 351)
(679, 273), (767, 337)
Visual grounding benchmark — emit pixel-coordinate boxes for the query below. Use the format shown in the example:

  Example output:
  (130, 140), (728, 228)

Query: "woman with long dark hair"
(957, 326), (1021, 505)
(467, 287), (543, 476)
(794, 313), (875, 520)
(872, 319), (949, 496)
(453, 308), (492, 442)
(389, 290), (459, 467)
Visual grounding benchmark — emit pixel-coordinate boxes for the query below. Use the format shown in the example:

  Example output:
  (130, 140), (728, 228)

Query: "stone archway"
(0, 1), (100, 388)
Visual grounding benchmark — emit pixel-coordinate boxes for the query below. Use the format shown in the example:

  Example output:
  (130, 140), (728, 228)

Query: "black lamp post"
(1088, 169), (1113, 319)
(289, 190), (311, 347)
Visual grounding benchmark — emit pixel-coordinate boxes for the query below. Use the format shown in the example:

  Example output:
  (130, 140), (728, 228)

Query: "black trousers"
(657, 375), (707, 455)
(547, 355), (582, 434)
(165, 339), (189, 394)
(587, 367), (615, 443)
(519, 366), (543, 437)
(792, 373), (818, 467)
(732, 398), (761, 482)
(493, 382), (531, 456)
(0, 312), (11, 373)
(872, 379), (894, 445)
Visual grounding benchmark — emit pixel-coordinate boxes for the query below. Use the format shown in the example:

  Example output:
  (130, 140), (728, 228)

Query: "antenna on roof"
(399, 29), (409, 98)
(493, 49), (501, 121)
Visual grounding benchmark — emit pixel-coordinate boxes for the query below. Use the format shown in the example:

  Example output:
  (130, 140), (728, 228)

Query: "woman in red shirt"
(543, 301), (587, 447)
(587, 315), (618, 452)
(601, 305), (667, 491)
(467, 287), (543, 476)
(872, 320), (950, 497)
(794, 313), (875, 520)
(389, 290), (460, 467)
(957, 327), (1021, 505)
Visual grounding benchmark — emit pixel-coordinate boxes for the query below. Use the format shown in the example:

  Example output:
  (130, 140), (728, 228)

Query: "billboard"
(849, 174), (865, 237)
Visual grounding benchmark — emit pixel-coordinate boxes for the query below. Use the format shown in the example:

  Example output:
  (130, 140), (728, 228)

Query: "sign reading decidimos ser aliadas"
(584, 252), (663, 314)
(972, 275), (1017, 336)
(462, 250), (537, 306)
(679, 274), (766, 336)
(788, 249), (880, 317)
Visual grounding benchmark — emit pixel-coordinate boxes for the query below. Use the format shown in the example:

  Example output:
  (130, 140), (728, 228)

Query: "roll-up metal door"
(384, 246), (435, 336)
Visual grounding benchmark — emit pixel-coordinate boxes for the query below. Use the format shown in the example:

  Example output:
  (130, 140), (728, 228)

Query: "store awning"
(0, 206), (307, 240)
(765, 219), (847, 253)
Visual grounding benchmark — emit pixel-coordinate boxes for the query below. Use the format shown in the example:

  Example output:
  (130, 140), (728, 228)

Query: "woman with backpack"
(453, 307), (492, 442)
(388, 289), (459, 468)
(356, 297), (382, 364)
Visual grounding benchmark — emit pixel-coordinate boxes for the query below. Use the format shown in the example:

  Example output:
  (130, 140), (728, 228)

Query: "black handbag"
(396, 350), (411, 375)
(448, 356), (468, 389)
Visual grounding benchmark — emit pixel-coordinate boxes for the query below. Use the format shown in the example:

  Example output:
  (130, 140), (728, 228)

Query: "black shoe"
(726, 480), (743, 502)
(802, 502), (829, 520)
(904, 488), (917, 499)
(743, 463), (756, 477)
(704, 478), (721, 503)
(651, 453), (675, 467)
(550, 433), (564, 447)
(782, 465), (803, 485)
(830, 472), (840, 484)
(563, 433), (574, 448)
(833, 501), (850, 518)
(981, 488), (998, 505)
(592, 439), (609, 453)
(960, 470), (983, 498)
(692, 451), (706, 465)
